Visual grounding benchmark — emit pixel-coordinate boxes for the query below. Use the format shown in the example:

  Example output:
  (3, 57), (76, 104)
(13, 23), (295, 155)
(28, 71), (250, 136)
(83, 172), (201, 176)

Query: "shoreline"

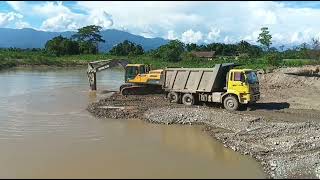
(0, 63), (87, 71)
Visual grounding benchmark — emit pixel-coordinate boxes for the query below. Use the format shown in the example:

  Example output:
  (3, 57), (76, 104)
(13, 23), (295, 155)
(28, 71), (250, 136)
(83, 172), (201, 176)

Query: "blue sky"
(2, 1), (320, 47)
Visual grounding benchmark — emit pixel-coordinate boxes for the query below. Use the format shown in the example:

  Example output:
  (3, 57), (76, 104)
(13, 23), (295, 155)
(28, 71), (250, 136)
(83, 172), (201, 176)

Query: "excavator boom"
(87, 59), (129, 90)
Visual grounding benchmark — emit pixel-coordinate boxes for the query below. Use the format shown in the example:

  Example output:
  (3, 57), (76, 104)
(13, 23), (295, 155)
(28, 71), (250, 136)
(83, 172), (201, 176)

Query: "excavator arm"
(87, 59), (129, 90)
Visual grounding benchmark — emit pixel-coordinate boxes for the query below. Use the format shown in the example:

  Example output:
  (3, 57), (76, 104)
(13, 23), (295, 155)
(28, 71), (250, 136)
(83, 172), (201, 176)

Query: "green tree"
(109, 40), (144, 56)
(45, 35), (79, 56)
(186, 43), (198, 52)
(309, 37), (320, 60)
(134, 45), (144, 55)
(72, 25), (105, 54)
(79, 41), (97, 54)
(257, 27), (272, 51)
(237, 40), (251, 54)
(299, 43), (309, 58)
(153, 40), (185, 62)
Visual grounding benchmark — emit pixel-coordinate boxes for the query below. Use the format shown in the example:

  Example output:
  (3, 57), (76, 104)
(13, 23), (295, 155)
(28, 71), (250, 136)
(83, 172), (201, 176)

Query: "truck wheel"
(182, 93), (195, 106)
(223, 95), (239, 111)
(168, 92), (179, 103)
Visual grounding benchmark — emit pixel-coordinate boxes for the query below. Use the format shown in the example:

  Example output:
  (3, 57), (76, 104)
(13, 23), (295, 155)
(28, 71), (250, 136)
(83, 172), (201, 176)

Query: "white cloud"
(90, 10), (113, 29)
(206, 28), (221, 42)
(0, 12), (23, 27)
(118, 25), (128, 32)
(241, 30), (261, 44)
(253, 9), (278, 25)
(15, 21), (31, 29)
(223, 36), (236, 44)
(7, 1), (114, 31)
(138, 26), (158, 38)
(290, 32), (303, 43)
(40, 8), (114, 31)
(7, 1), (71, 17)
(32, 1), (72, 17)
(167, 30), (178, 40)
(181, 29), (203, 44)
(41, 13), (80, 32)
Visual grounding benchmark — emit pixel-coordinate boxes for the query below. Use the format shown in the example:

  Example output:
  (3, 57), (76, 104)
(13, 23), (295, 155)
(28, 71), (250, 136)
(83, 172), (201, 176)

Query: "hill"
(0, 28), (169, 52)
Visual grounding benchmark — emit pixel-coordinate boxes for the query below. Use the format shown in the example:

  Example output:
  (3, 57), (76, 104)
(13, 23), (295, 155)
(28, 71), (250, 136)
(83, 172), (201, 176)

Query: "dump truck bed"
(163, 63), (237, 93)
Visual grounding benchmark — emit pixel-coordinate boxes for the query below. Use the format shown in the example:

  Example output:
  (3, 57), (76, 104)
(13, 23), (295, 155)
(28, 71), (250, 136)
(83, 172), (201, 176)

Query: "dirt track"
(87, 65), (320, 179)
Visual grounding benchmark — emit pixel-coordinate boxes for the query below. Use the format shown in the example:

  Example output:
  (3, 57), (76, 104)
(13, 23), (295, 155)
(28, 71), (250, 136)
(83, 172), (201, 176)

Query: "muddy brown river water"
(0, 67), (266, 178)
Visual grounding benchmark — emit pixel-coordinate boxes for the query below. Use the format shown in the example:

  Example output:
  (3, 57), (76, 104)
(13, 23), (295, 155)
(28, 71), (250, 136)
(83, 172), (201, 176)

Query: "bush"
(0, 59), (18, 70)
(236, 53), (250, 64)
(180, 52), (198, 61)
(265, 53), (283, 67)
(283, 60), (304, 67)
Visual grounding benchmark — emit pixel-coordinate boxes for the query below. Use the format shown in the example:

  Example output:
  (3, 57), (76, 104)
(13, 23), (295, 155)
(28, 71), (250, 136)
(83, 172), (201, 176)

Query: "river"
(0, 67), (265, 178)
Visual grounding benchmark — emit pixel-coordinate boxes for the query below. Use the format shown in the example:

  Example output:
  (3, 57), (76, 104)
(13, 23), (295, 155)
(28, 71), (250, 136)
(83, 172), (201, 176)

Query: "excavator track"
(120, 84), (164, 95)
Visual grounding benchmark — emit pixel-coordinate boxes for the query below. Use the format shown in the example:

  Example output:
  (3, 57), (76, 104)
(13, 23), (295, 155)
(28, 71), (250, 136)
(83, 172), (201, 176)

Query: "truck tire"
(223, 95), (239, 111)
(168, 92), (179, 103)
(182, 93), (195, 106)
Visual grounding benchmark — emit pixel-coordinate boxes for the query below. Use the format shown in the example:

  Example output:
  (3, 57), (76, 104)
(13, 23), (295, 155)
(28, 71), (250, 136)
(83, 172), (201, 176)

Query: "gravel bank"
(87, 65), (320, 179)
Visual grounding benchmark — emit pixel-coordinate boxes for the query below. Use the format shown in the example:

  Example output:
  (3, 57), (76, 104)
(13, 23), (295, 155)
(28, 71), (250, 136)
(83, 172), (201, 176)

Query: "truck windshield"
(246, 71), (258, 84)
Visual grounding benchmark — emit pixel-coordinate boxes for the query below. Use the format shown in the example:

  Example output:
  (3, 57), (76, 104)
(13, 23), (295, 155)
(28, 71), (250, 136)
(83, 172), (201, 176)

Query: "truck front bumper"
(239, 93), (260, 104)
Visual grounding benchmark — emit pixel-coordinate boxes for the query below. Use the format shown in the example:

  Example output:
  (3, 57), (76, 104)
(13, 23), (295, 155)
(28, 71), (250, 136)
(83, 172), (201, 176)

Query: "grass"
(0, 50), (319, 71)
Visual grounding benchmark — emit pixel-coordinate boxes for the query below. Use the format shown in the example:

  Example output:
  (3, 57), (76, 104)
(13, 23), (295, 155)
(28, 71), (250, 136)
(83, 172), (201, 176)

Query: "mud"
(87, 65), (320, 179)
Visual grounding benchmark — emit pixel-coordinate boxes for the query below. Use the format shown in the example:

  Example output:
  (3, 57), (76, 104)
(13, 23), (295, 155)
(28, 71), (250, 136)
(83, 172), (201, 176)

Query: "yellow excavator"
(87, 59), (164, 95)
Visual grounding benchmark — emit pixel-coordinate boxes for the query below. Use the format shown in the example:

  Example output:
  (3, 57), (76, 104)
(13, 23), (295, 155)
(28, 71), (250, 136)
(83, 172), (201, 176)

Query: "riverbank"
(1, 51), (320, 71)
(0, 58), (87, 71)
(87, 65), (320, 179)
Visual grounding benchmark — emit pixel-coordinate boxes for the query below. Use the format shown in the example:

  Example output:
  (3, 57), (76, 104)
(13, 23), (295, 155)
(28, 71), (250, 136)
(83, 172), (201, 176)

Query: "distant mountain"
(0, 28), (169, 52)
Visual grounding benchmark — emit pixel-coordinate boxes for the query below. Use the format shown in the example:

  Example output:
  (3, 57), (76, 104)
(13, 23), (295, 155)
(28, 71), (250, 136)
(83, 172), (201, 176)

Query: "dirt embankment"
(258, 65), (320, 111)
(87, 65), (320, 179)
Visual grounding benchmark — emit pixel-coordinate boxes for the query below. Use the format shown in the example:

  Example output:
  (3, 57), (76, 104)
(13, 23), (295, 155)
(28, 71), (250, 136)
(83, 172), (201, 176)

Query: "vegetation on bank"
(1, 26), (320, 71)
(1, 50), (318, 71)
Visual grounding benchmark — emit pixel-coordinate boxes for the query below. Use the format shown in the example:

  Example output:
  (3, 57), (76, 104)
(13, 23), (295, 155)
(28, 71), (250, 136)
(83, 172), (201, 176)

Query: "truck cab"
(226, 69), (260, 104)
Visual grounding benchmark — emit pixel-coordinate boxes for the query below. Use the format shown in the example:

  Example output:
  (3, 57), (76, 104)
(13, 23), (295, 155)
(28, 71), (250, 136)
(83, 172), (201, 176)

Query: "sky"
(1, 1), (320, 47)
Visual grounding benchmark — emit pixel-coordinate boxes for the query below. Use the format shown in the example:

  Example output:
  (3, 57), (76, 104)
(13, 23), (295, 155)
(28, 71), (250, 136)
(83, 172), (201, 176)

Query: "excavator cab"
(124, 64), (151, 82)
